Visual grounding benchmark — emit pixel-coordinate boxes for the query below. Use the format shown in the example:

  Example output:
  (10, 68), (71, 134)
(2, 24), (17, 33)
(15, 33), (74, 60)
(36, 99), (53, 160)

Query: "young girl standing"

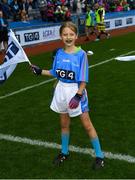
(31, 21), (104, 170)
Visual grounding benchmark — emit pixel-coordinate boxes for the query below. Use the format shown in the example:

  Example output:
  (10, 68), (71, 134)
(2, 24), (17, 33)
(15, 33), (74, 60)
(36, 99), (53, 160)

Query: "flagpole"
(28, 59), (32, 66)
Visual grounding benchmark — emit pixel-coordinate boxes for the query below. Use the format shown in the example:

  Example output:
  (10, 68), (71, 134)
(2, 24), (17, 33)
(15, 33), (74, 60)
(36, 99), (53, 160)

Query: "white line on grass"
(0, 78), (56, 100)
(0, 133), (135, 164)
(0, 50), (135, 100)
(89, 50), (135, 68)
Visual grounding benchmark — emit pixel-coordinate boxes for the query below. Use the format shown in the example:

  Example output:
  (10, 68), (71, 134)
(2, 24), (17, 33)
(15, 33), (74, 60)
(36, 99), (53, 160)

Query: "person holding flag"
(31, 21), (105, 170)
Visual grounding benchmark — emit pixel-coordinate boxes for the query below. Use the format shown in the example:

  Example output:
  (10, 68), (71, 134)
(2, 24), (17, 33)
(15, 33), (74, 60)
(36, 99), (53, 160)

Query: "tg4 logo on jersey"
(56, 69), (75, 80)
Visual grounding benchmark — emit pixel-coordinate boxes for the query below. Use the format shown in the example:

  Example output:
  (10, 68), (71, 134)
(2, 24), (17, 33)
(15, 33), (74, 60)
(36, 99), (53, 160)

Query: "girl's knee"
(85, 124), (94, 133)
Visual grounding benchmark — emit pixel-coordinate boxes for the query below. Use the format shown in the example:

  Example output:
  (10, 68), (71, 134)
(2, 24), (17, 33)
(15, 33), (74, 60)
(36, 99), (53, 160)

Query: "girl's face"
(60, 27), (77, 47)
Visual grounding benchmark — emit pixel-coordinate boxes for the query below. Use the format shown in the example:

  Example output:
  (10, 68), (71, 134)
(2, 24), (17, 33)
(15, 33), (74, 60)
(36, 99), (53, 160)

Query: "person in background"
(1, 0), (12, 19)
(31, 21), (105, 170)
(64, 6), (71, 21)
(19, 0), (29, 21)
(85, 5), (97, 41)
(76, 0), (82, 15)
(38, 0), (47, 21)
(10, 0), (21, 21)
(54, 5), (64, 22)
(121, 0), (130, 11)
(0, 10), (8, 54)
(94, 3), (110, 41)
(46, 4), (55, 22)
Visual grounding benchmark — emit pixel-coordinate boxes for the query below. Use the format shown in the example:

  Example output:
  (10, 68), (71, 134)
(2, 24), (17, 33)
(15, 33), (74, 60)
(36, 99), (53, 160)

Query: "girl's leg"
(53, 113), (70, 165)
(80, 112), (104, 168)
(60, 113), (70, 155)
(85, 26), (90, 40)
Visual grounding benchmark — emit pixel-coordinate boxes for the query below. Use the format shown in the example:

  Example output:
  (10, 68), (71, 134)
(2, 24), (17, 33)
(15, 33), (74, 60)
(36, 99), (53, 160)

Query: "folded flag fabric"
(115, 55), (135, 61)
(0, 30), (30, 84)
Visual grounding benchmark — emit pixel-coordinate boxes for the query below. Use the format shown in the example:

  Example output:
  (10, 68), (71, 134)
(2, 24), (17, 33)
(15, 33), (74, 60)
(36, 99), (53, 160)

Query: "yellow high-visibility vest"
(95, 7), (105, 24)
(85, 12), (92, 26)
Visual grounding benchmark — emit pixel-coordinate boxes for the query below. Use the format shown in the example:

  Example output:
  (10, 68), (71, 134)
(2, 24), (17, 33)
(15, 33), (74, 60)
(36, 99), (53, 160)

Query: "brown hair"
(59, 21), (78, 35)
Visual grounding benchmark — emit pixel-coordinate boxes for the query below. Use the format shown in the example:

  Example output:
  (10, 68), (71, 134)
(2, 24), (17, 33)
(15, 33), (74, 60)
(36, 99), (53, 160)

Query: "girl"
(31, 21), (104, 170)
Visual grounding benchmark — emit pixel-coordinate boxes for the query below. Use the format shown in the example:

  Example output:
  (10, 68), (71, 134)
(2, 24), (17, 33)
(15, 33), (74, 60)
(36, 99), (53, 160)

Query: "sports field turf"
(0, 32), (135, 178)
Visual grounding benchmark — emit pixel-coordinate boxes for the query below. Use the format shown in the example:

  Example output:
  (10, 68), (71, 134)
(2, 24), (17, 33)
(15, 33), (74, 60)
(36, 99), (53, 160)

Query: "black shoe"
(93, 157), (105, 170)
(53, 152), (69, 166)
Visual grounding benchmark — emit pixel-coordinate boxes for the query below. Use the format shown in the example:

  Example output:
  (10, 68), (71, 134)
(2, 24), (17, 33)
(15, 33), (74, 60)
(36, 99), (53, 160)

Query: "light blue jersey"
(49, 48), (89, 83)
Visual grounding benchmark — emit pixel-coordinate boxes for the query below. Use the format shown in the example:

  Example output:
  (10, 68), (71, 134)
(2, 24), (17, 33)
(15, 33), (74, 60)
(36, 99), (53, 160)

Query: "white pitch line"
(0, 78), (56, 100)
(0, 133), (135, 163)
(0, 50), (135, 100)
(89, 50), (135, 68)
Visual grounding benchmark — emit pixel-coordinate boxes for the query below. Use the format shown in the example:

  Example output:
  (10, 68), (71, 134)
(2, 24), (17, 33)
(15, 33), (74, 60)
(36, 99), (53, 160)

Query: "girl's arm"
(77, 81), (86, 95)
(41, 70), (52, 76)
(31, 65), (53, 76)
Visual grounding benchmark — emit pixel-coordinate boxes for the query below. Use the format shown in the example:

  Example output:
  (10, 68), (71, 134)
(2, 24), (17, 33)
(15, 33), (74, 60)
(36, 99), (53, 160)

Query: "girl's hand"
(69, 93), (82, 109)
(31, 64), (42, 75)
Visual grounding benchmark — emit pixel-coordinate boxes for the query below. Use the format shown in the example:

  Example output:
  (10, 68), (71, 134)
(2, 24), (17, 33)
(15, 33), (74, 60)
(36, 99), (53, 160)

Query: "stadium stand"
(0, 0), (135, 49)
(0, 0), (135, 22)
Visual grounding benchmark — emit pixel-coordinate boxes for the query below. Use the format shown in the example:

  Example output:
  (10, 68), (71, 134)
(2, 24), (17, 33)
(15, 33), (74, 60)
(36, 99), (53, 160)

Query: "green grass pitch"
(0, 32), (135, 178)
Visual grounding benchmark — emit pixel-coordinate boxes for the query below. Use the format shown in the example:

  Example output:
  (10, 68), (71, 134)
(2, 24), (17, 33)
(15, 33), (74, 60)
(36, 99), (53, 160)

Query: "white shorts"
(50, 81), (89, 117)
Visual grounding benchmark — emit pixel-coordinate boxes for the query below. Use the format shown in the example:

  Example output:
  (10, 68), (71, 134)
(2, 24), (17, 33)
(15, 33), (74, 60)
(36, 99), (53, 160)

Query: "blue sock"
(61, 133), (69, 155)
(91, 137), (104, 158)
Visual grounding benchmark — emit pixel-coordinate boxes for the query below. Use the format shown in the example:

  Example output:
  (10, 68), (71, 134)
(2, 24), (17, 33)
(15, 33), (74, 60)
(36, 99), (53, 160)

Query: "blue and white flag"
(0, 30), (30, 84)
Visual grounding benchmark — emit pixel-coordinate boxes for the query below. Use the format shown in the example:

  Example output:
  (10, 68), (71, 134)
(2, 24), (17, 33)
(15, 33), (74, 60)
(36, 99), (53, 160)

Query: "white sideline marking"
(0, 50), (135, 100)
(0, 78), (56, 100)
(89, 50), (135, 68)
(0, 133), (135, 163)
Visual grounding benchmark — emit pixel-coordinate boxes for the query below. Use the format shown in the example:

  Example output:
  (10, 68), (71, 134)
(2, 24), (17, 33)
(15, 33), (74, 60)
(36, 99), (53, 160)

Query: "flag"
(115, 56), (135, 61)
(0, 30), (30, 84)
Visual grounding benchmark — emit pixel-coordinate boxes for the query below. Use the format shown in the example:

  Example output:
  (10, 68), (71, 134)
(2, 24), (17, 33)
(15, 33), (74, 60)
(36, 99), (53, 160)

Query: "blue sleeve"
(49, 49), (62, 77)
(79, 52), (89, 82)
(49, 57), (57, 77)
(49, 50), (60, 77)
